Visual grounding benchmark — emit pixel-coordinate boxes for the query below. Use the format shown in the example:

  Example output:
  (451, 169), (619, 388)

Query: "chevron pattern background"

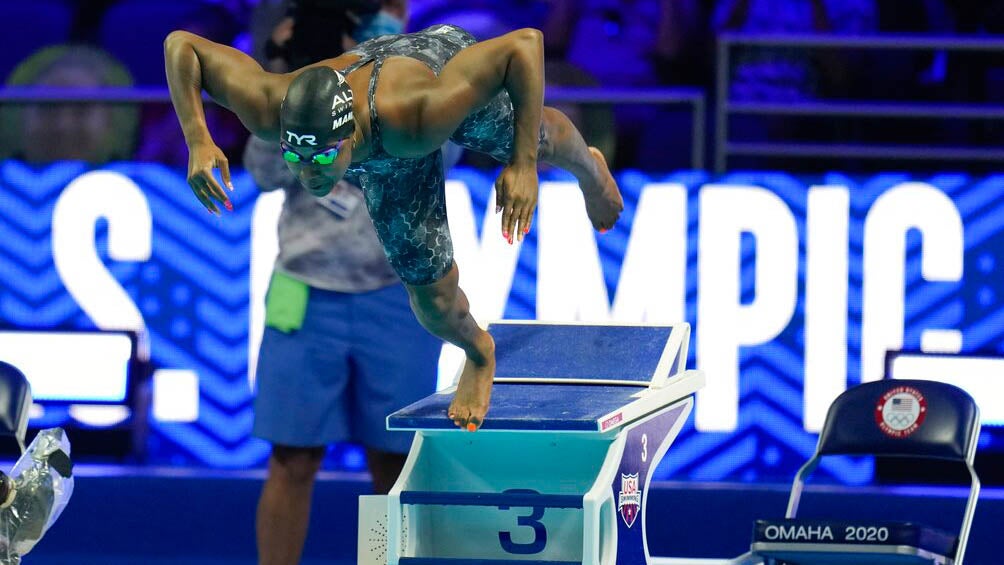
(1, 162), (1001, 479)
(0, 160), (268, 467)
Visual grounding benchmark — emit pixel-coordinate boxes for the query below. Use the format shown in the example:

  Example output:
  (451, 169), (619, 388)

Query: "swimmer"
(164, 24), (624, 431)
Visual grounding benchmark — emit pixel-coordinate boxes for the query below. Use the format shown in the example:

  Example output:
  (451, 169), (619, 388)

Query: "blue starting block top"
(389, 383), (646, 431)
(489, 321), (685, 386)
(388, 322), (702, 433)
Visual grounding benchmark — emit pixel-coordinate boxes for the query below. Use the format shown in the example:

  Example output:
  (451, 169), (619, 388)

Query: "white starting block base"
(360, 322), (705, 564)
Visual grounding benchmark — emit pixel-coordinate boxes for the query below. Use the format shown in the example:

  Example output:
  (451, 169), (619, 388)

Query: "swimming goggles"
(280, 138), (348, 165)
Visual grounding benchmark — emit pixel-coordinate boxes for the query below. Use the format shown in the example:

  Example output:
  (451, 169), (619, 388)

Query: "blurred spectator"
(131, 2), (247, 166)
(537, 0), (705, 169)
(821, 0), (877, 101)
(352, 0), (409, 41)
(69, 0), (122, 43)
(713, 0), (865, 169)
(873, 0), (951, 99)
(407, 0), (546, 36)
(938, 0), (1004, 146)
(543, 0), (703, 87)
(0, 0), (74, 84)
(0, 45), (138, 164)
(714, 0), (832, 102)
(252, 0), (412, 69)
(653, 0), (710, 85)
(545, 61), (618, 166)
(937, 0), (1004, 102)
(823, 0), (877, 35)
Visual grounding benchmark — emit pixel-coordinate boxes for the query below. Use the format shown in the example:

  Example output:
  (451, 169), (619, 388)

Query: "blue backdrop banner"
(1, 161), (1001, 481)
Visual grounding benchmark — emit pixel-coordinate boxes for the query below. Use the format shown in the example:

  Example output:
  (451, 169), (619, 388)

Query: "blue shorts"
(252, 283), (441, 453)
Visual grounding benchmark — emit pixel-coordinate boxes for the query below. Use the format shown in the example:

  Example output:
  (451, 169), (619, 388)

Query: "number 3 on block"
(498, 488), (547, 554)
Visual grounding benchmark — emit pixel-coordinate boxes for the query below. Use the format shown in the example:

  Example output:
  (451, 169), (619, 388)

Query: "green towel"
(264, 271), (310, 333)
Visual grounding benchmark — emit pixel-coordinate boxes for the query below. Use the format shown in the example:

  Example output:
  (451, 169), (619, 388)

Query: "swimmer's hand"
(187, 139), (234, 215)
(495, 161), (538, 243)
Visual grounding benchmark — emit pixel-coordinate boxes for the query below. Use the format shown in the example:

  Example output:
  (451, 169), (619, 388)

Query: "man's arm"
(381, 29), (545, 239)
(163, 31), (282, 212)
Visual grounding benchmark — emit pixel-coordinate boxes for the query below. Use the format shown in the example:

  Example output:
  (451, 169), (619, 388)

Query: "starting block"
(359, 321), (705, 564)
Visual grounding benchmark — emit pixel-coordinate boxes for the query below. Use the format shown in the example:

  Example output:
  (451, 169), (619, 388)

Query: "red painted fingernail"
(224, 201), (233, 212)
(599, 228), (608, 234)
(523, 226), (530, 234)
(503, 230), (509, 239)
(467, 423), (477, 432)
(508, 235), (513, 245)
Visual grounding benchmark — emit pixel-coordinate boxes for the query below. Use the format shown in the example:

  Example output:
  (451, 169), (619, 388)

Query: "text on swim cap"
(331, 90), (353, 111)
(285, 131), (318, 146)
(332, 114), (353, 130)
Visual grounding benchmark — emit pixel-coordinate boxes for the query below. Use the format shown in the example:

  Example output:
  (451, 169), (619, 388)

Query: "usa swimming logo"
(618, 473), (640, 528)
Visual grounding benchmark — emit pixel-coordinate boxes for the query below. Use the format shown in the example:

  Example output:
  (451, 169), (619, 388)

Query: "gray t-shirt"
(243, 135), (399, 293)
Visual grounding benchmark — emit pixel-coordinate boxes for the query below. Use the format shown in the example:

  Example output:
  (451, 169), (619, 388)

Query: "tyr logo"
(285, 131), (318, 146)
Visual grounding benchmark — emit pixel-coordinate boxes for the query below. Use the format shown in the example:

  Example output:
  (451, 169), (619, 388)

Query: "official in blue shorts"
(241, 3), (440, 564)
(246, 133), (440, 564)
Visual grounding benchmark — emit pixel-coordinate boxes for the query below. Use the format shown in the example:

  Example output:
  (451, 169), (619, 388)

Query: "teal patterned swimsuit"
(342, 24), (543, 285)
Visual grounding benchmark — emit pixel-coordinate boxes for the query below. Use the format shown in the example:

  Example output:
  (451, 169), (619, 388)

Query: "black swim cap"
(280, 67), (355, 148)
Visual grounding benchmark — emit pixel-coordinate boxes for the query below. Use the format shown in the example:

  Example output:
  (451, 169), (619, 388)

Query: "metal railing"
(0, 85), (707, 170)
(716, 33), (1004, 172)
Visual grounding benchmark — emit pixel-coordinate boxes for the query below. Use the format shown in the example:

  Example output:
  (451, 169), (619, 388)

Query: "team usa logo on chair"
(618, 473), (641, 528)
(875, 386), (928, 438)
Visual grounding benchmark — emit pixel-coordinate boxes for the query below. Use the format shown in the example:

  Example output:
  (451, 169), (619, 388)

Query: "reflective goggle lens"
(311, 148), (338, 165)
(281, 143), (342, 165)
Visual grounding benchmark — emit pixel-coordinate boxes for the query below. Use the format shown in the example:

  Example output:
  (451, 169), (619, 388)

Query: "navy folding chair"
(0, 361), (33, 454)
(749, 379), (981, 565)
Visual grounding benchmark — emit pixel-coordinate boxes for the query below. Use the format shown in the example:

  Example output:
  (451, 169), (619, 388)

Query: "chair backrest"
(0, 361), (33, 452)
(817, 379), (979, 462)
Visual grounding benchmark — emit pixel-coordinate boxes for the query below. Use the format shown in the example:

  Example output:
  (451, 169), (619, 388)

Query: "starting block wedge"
(359, 321), (705, 564)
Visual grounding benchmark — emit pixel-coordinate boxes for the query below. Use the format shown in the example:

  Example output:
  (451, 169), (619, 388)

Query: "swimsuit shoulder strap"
(341, 54), (371, 75)
(365, 58), (386, 152)
(342, 57), (385, 155)
(343, 39), (401, 154)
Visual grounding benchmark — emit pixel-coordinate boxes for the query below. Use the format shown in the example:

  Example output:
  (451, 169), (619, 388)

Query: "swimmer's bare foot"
(447, 333), (495, 431)
(579, 147), (624, 232)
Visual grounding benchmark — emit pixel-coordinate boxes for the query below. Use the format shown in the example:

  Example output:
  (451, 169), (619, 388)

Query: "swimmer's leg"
(538, 106), (623, 232)
(404, 263), (495, 432)
(451, 98), (623, 232)
(362, 153), (494, 431)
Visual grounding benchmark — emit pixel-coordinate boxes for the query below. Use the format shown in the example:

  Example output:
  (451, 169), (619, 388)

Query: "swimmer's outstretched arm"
(164, 31), (285, 213)
(380, 28), (545, 240)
